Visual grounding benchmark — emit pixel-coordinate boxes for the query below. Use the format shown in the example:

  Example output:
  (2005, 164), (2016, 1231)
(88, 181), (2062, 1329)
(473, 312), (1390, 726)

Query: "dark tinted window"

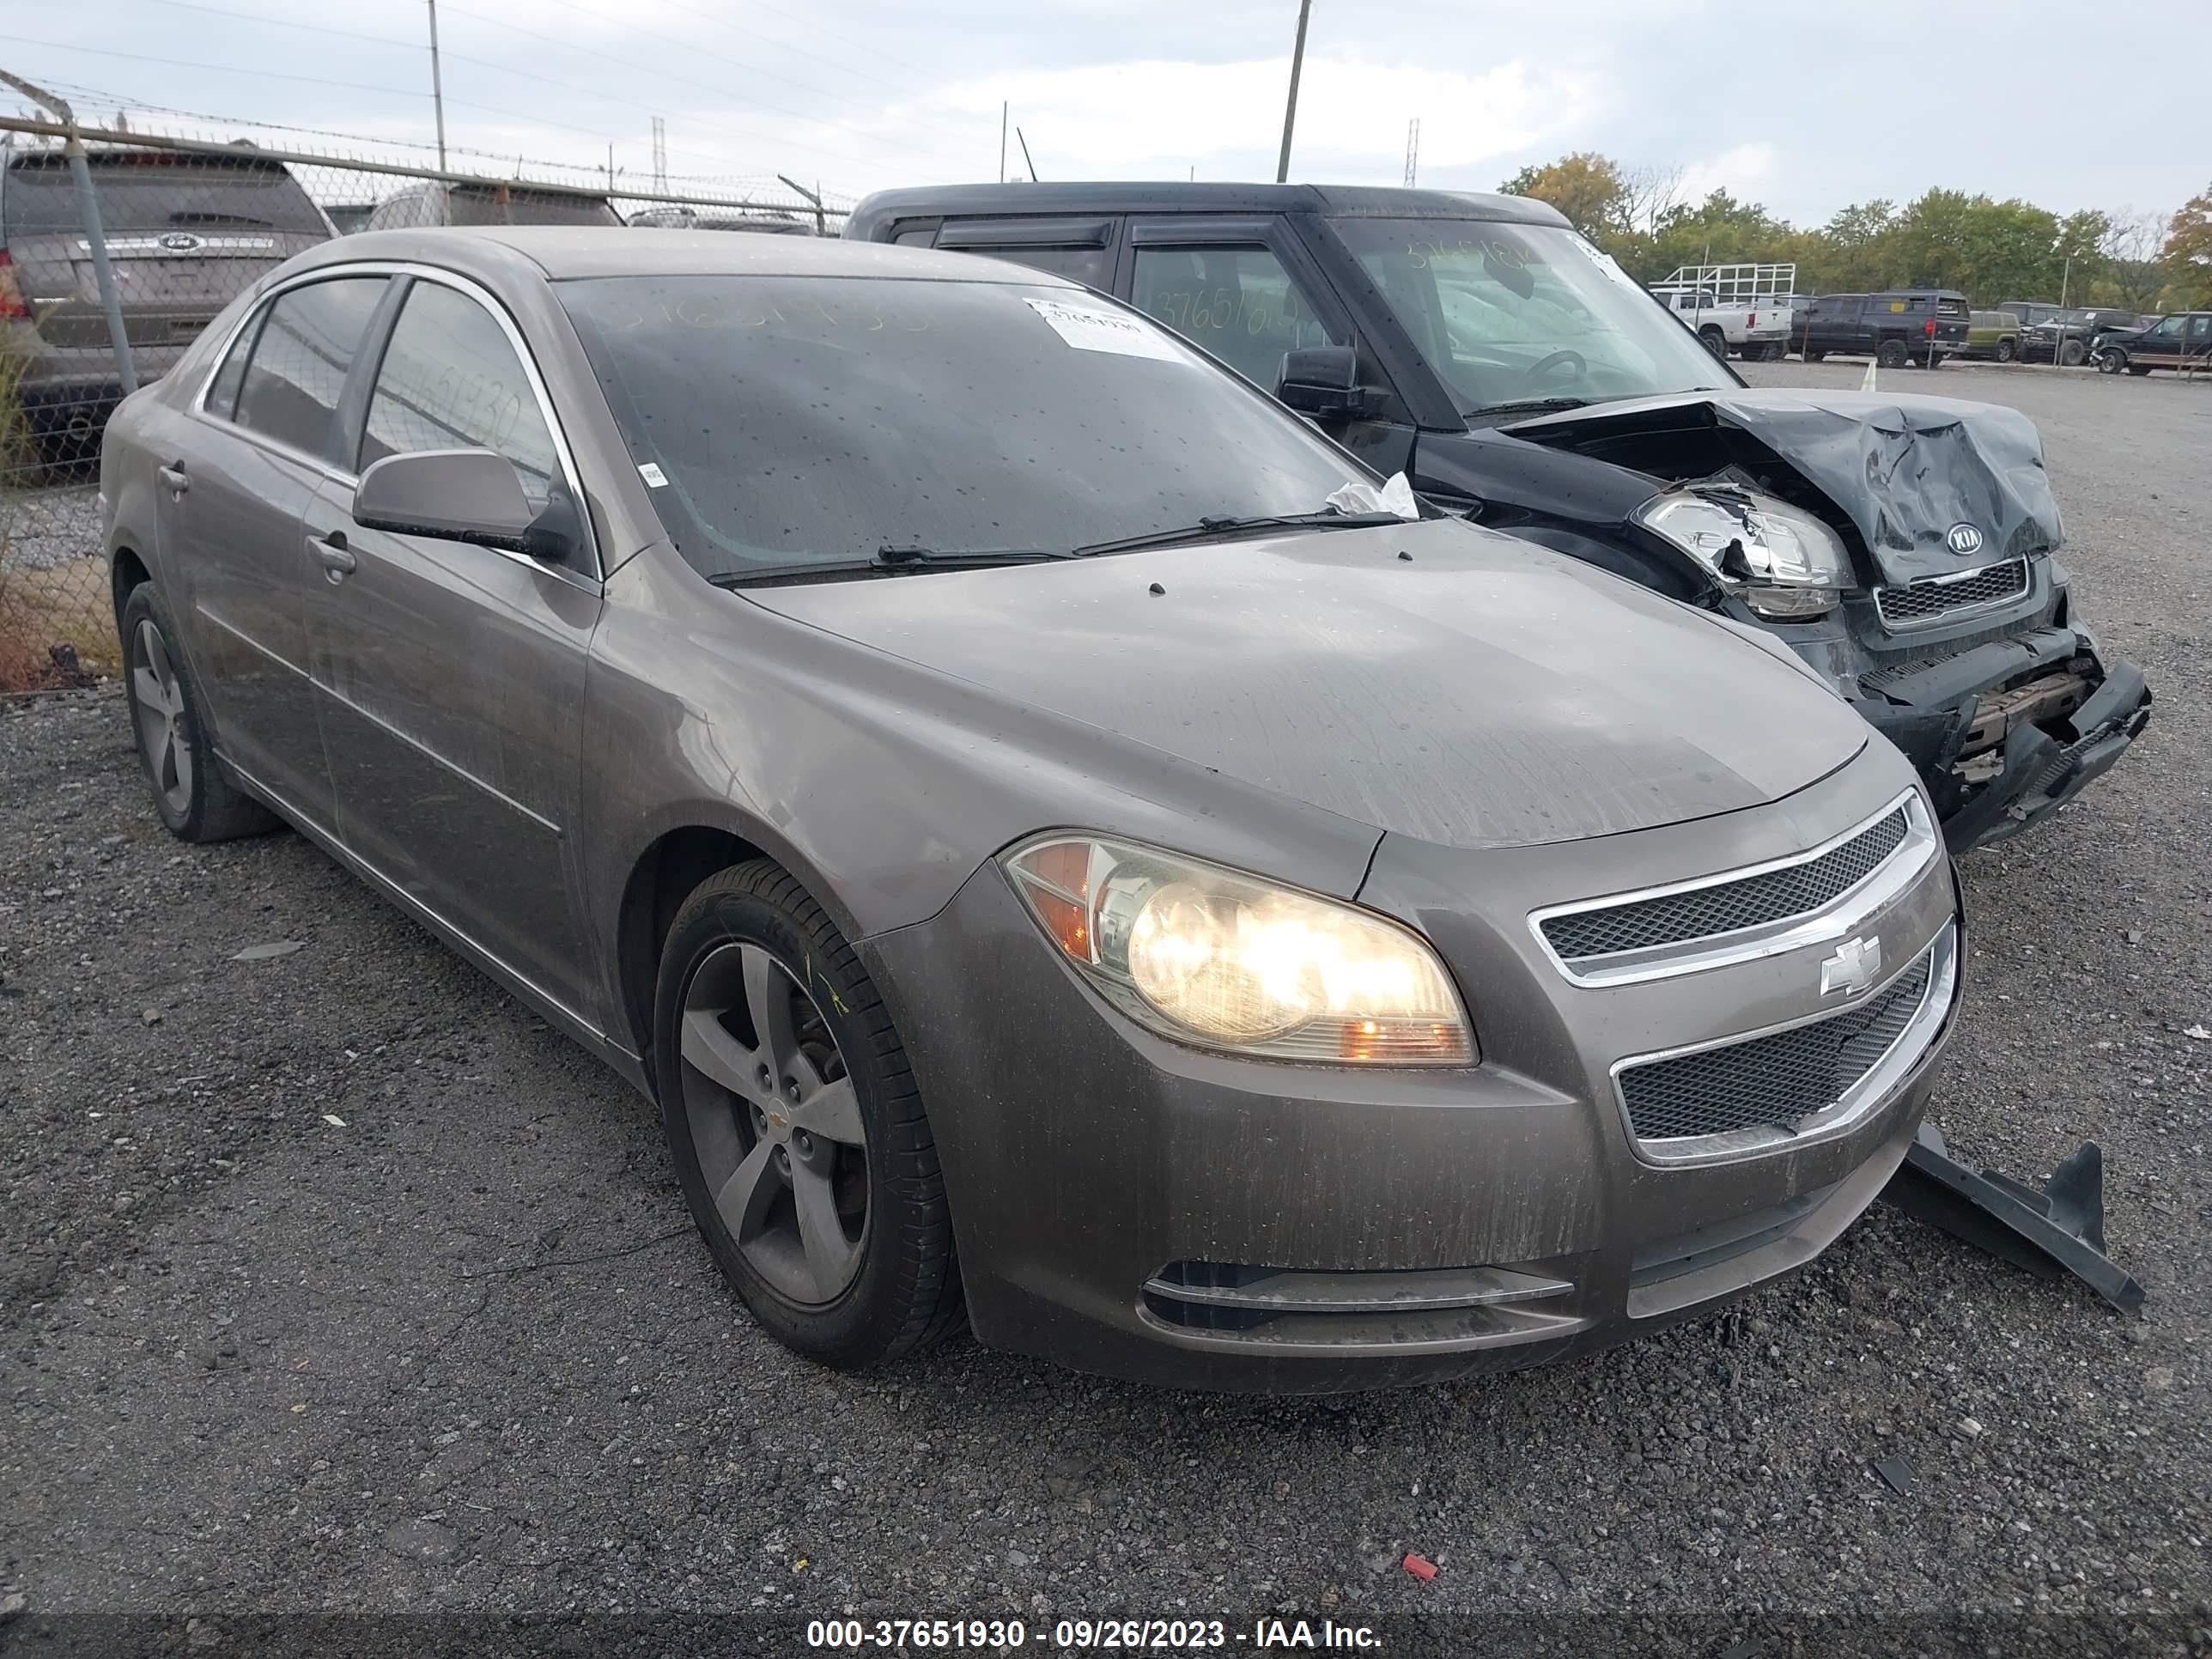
(892, 228), (936, 246)
(203, 305), (264, 419)
(360, 282), (560, 501)
(1, 154), (327, 237)
(967, 244), (1113, 286)
(1131, 246), (1338, 388)
(447, 185), (621, 228)
(231, 276), (388, 459)
(556, 274), (1363, 582)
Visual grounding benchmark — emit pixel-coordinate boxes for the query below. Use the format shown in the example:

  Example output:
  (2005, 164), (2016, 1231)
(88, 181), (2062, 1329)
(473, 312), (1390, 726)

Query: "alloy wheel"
(678, 941), (869, 1306)
(130, 618), (193, 817)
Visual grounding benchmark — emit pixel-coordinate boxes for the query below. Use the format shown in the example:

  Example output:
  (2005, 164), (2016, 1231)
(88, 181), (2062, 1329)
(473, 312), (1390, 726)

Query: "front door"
(302, 274), (604, 1019)
(153, 274), (391, 830)
(2135, 313), (2189, 369)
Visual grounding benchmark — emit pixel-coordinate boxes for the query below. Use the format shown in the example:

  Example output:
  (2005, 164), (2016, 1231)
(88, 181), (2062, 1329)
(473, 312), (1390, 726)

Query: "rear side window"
(1131, 245), (1338, 389)
(359, 281), (560, 503)
(203, 304), (265, 418)
(230, 276), (388, 460)
(961, 244), (1112, 286)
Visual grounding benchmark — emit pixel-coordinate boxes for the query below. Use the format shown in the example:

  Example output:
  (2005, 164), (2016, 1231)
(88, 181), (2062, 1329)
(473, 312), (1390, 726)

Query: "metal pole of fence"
(778, 174), (826, 237)
(1274, 0), (1314, 184)
(0, 71), (136, 396)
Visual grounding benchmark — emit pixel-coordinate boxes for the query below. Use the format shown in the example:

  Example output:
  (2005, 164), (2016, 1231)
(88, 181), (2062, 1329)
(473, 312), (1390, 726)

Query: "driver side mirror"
(353, 447), (575, 563)
(1275, 346), (1372, 421)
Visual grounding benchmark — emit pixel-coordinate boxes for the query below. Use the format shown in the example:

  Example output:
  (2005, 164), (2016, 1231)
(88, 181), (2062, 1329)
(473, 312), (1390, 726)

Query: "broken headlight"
(1003, 834), (1474, 1066)
(1633, 488), (1852, 620)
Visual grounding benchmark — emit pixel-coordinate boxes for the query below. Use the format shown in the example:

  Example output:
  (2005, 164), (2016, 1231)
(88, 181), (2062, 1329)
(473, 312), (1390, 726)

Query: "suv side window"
(359, 279), (561, 504)
(230, 276), (389, 461)
(1131, 245), (1338, 388)
(967, 244), (1112, 286)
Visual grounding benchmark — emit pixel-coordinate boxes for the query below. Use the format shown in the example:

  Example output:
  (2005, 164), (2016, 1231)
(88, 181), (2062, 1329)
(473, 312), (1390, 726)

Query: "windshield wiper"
(872, 544), (1077, 569)
(1468, 396), (1593, 418)
(1072, 509), (1412, 559)
(701, 547), (1073, 588)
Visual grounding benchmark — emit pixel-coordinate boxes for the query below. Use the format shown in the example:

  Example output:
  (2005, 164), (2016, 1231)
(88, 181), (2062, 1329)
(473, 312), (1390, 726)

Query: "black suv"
(1795, 291), (1970, 367)
(847, 183), (2148, 847)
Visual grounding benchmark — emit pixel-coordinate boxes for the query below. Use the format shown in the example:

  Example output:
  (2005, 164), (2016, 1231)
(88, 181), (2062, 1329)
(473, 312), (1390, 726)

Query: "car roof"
(287, 226), (1077, 284)
(844, 180), (1571, 235)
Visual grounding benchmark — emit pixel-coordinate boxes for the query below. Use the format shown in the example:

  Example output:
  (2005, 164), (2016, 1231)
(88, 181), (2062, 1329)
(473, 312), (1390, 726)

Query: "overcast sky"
(9, 0), (2207, 225)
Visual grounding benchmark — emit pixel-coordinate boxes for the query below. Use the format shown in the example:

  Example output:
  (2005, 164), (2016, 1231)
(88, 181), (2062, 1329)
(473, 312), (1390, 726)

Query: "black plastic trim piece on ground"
(1881, 1121), (2145, 1313)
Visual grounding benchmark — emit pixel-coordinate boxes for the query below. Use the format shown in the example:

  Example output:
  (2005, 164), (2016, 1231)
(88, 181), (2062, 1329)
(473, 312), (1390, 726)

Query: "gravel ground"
(3, 362), (2209, 1656)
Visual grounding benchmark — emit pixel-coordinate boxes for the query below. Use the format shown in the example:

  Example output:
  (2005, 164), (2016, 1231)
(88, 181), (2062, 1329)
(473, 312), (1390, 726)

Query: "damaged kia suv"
(848, 184), (2152, 848)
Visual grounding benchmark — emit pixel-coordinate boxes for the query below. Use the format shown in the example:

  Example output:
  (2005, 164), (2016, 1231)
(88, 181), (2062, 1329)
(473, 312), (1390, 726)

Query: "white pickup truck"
(1650, 263), (1796, 362)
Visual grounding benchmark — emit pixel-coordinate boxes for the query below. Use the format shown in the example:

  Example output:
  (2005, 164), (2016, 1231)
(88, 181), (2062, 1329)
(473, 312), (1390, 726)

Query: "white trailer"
(1651, 263), (1797, 361)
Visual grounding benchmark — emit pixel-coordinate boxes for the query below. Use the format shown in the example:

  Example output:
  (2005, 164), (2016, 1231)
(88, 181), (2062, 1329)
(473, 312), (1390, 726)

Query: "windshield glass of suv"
(3, 156), (327, 235)
(1328, 217), (1729, 416)
(558, 275), (1366, 580)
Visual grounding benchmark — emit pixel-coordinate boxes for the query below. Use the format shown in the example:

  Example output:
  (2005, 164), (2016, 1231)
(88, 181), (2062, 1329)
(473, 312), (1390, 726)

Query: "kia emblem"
(1945, 523), (1984, 556)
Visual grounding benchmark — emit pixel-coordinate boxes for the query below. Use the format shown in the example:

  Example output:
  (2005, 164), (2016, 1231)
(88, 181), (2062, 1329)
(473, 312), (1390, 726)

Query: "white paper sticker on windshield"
(1023, 296), (1188, 362)
(637, 462), (669, 488)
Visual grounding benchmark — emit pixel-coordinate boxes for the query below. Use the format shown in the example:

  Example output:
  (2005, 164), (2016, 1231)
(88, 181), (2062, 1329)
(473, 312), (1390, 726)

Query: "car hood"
(1504, 387), (2062, 586)
(744, 519), (1867, 851)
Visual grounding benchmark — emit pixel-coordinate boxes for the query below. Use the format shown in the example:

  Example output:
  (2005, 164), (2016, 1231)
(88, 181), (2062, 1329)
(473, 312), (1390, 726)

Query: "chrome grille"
(1620, 950), (1933, 1148)
(1541, 807), (1909, 963)
(1875, 560), (2028, 629)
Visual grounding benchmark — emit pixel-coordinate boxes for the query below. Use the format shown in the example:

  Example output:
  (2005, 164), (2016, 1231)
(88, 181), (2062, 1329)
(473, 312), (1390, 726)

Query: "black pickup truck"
(1796, 291), (1971, 367)
(846, 183), (2148, 848)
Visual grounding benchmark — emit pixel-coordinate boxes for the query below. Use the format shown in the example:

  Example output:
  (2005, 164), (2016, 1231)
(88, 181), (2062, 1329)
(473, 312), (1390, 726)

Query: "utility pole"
(999, 100), (1007, 184)
(426, 0), (448, 170)
(651, 116), (666, 193)
(1274, 0), (1314, 184)
(605, 143), (615, 194)
(1016, 127), (1038, 182)
(1402, 117), (1419, 187)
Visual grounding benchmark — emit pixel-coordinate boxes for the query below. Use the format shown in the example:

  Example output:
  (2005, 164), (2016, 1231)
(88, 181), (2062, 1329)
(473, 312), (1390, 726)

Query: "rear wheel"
(1698, 326), (1728, 361)
(653, 860), (963, 1369)
(118, 584), (278, 842)
(1876, 338), (1909, 368)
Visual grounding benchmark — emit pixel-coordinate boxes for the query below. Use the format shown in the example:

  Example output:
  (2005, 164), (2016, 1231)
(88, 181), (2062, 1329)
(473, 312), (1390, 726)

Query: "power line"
(9, 34), (431, 99)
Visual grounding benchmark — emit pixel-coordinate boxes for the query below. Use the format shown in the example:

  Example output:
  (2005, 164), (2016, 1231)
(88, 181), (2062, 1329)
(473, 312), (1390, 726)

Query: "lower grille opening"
(1140, 1260), (1582, 1347)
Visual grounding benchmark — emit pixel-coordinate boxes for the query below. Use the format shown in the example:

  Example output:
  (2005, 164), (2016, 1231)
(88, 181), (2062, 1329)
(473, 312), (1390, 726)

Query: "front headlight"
(1632, 487), (1854, 620)
(1002, 834), (1474, 1066)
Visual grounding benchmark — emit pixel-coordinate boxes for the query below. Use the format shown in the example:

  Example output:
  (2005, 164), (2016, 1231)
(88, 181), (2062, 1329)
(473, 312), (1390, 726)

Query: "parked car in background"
(626, 205), (816, 234)
(0, 136), (332, 458)
(362, 180), (623, 232)
(1958, 307), (2024, 362)
(325, 204), (376, 235)
(1647, 281), (1791, 362)
(1796, 291), (1969, 367)
(100, 226), (1966, 1389)
(2016, 307), (2142, 367)
(2092, 311), (2211, 375)
(848, 183), (2149, 848)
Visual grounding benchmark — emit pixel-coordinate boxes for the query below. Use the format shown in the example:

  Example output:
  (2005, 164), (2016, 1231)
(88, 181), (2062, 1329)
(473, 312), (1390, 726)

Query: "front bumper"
(1855, 625), (2152, 850)
(865, 757), (1958, 1391)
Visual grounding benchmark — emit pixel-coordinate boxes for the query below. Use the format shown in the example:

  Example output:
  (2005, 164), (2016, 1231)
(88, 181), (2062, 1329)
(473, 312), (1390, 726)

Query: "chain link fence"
(0, 81), (850, 690)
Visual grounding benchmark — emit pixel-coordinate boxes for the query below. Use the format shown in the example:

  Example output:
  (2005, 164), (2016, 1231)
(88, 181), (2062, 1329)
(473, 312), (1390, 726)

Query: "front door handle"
(308, 533), (356, 583)
(157, 463), (189, 495)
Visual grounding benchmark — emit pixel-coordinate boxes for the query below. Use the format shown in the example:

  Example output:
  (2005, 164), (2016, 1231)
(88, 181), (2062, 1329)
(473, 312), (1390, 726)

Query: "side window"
(360, 280), (561, 505)
(1131, 245), (1338, 389)
(965, 245), (1112, 287)
(2148, 315), (2185, 339)
(2188, 316), (2211, 343)
(892, 227), (935, 247)
(203, 305), (265, 419)
(231, 276), (389, 460)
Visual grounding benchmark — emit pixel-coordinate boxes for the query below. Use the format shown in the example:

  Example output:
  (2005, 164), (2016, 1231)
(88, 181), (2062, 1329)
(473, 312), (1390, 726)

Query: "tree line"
(1498, 152), (2212, 313)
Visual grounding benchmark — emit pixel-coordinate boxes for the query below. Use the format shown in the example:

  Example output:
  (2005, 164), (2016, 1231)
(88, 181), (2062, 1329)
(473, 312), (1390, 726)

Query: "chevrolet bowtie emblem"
(1820, 935), (1882, 997)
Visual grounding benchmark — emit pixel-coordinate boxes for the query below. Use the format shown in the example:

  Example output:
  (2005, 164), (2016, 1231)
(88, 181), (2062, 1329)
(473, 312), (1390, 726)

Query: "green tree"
(1498, 152), (1632, 240)
(2164, 183), (2212, 305)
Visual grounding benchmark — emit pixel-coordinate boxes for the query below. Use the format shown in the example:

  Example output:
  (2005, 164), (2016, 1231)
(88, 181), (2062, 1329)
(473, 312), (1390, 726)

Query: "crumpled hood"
(746, 519), (1867, 851)
(1507, 387), (2062, 586)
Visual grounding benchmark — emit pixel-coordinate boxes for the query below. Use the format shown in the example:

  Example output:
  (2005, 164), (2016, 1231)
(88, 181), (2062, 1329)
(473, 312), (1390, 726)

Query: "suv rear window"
(447, 185), (622, 228)
(2, 153), (327, 238)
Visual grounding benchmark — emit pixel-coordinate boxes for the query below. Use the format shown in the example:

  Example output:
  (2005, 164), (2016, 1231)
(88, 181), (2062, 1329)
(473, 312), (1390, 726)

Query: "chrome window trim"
(1610, 923), (1957, 1170)
(1874, 557), (2030, 631)
(190, 258), (602, 580)
(1528, 787), (1937, 988)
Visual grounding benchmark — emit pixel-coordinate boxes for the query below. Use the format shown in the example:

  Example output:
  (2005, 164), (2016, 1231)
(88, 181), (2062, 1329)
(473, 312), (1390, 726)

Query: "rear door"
(156, 272), (392, 829)
(2186, 314), (2212, 373)
(301, 271), (603, 1018)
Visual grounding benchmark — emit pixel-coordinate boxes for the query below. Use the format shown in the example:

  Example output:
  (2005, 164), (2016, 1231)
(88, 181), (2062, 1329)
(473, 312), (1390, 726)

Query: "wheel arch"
(110, 544), (153, 631)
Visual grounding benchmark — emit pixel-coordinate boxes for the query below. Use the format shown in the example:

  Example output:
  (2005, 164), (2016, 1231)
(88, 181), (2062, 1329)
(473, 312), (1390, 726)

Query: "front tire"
(2097, 349), (2126, 374)
(118, 583), (278, 842)
(1698, 327), (1728, 361)
(2059, 337), (2087, 368)
(653, 860), (963, 1369)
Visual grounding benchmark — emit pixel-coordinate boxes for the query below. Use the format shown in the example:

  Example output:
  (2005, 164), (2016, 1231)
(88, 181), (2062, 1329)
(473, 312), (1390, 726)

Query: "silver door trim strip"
(198, 605), (313, 679)
(223, 757), (607, 1045)
(316, 678), (564, 837)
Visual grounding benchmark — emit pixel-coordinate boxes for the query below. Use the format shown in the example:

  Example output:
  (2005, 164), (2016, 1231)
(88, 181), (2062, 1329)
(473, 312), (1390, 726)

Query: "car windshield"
(1326, 216), (1730, 417)
(556, 274), (1370, 582)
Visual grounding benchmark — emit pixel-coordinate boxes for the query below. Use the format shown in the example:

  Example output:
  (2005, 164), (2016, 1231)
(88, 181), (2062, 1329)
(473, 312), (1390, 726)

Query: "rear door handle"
(308, 533), (356, 582)
(157, 464), (189, 495)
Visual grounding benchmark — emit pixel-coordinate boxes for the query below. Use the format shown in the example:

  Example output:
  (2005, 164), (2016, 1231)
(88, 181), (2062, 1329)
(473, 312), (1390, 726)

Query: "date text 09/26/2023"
(805, 1617), (1386, 1650)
